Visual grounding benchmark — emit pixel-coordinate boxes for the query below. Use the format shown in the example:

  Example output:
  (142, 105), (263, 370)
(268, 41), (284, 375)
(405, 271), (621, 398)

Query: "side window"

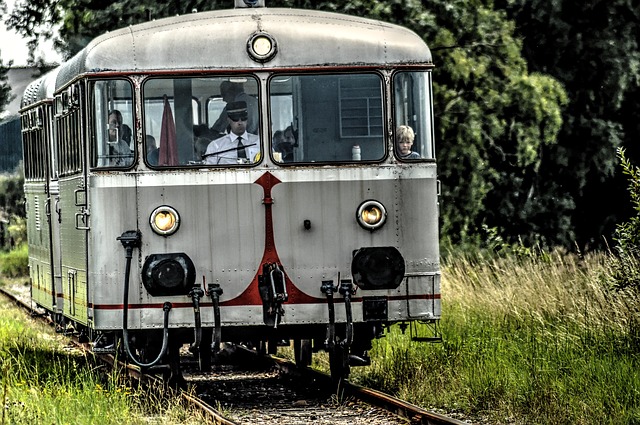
(393, 71), (434, 161)
(90, 80), (134, 168)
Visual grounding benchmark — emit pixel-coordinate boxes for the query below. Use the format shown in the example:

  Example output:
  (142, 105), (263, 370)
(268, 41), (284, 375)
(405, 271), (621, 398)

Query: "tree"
(497, 0), (640, 249)
(268, 1), (567, 247)
(0, 0), (12, 116)
(6, 0), (568, 249)
(0, 55), (11, 116)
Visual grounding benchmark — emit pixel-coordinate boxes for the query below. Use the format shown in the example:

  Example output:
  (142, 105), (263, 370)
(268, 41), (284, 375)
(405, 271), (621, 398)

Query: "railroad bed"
(184, 346), (411, 425)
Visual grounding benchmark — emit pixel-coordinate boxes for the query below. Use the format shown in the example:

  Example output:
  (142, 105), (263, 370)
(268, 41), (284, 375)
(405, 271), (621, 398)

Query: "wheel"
(293, 339), (312, 367)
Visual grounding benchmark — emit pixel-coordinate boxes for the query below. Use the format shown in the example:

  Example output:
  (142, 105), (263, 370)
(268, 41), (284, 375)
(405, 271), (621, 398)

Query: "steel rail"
(269, 353), (468, 425)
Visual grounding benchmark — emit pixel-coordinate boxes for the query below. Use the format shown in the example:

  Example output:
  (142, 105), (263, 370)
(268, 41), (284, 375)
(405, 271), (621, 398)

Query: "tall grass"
(353, 250), (640, 425)
(0, 299), (204, 425)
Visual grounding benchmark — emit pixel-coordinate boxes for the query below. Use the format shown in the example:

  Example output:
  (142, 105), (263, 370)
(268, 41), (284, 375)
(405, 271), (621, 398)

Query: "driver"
(204, 101), (260, 165)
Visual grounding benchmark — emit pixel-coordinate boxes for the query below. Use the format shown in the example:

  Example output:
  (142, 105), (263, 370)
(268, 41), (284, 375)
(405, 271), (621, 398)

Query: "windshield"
(90, 72), (433, 169)
(269, 74), (385, 163)
(143, 76), (260, 166)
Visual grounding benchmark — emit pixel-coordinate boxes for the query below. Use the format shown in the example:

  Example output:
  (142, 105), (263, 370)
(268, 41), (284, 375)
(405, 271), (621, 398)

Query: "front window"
(269, 74), (385, 164)
(143, 76), (260, 166)
(393, 71), (434, 160)
(90, 80), (134, 168)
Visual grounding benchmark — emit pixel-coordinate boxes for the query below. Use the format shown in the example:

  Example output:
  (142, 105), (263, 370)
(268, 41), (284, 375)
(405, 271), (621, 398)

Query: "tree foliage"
(0, 55), (11, 116)
(607, 148), (640, 292)
(497, 0), (640, 249)
(6, 0), (571, 249)
(0, 0), (12, 116)
(0, 170), (25, 218)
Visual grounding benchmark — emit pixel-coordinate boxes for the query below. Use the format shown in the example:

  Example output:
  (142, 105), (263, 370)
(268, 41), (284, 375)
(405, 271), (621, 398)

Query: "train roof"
(21, 7), (433, 108)
(57, 7), (432, 83)
(20, 68), (60, 110)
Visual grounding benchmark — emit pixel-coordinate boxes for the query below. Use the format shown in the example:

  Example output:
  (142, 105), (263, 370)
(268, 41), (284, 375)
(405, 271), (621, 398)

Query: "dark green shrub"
(0, 243), (28, 277)
(610, 147), (640, 291)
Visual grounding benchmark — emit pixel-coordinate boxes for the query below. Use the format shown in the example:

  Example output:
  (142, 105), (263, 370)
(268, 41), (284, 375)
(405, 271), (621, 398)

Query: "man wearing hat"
(204, 101), (260, 164)
(210, 81), (259, 136)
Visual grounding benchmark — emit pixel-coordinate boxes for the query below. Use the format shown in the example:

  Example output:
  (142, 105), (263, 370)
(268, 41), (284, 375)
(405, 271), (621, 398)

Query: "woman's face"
(108, 113), (121, 141)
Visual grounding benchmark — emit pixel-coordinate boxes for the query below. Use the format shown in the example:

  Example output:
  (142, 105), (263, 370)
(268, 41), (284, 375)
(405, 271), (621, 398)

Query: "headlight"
(356, 200), (387, 230)
(352, 247), (405, 290)
(150, 206), (180, 236)
(247, 32), (277, 62)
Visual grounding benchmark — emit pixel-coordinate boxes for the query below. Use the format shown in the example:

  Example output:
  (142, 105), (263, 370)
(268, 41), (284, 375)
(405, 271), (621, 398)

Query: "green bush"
(0, 243), (28, 277)
(610, 147), (640, 291)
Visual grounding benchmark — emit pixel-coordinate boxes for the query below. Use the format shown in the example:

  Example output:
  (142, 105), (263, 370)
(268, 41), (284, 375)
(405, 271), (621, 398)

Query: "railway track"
(0, 283), (469, 425)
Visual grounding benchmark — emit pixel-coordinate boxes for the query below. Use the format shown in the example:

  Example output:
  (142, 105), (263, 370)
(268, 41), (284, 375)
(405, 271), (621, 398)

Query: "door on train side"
(54, 82), (90, 326)
(47, 102), (65, 318)
(22, 106), (57, 313)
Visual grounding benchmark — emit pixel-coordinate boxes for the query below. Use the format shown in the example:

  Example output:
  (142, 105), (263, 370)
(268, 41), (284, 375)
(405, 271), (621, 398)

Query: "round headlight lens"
(252, 36), (272, 56)
(247, 32), (277, 62)
(150, 206), (180, 236)
(356, 200), (387, 230)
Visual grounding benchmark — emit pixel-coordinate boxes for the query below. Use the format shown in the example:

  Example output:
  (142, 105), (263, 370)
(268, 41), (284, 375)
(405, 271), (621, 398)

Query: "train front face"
(87, 70), (440, 348)
(82, 9), (439, 350)
(97, 70), (441, 345)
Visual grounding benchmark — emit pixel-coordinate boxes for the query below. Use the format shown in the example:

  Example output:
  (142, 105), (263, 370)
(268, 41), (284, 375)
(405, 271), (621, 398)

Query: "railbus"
(20, 0), (441, 382)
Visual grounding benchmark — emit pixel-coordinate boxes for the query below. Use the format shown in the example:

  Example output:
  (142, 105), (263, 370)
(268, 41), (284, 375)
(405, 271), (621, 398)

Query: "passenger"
(272, 130), (290, 162)
(210, 81), (259, 136)
(396, 125), (420, 159)
(108, 110), (133, 166)
(204, 101), (260, 165)
(146, 134), (159, 165)
(273, 130), (285, 147)
(275, 126), (295, 162)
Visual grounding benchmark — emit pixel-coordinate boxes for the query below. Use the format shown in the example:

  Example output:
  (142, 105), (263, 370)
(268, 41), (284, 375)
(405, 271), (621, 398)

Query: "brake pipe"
(118, 230), (171, 368)
(207, 283), (223, 352)
(321, 280), (336, 349)
(189, 286), (205, 351)
(339, 280), (354, 348)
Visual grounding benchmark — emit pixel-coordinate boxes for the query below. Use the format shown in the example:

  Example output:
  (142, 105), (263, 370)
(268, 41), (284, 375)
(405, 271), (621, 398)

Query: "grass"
(0, 243), (28, 277)
(349, 250), (640, 424)
(4, 245), (640, 423)
(0, 296), (205, 425)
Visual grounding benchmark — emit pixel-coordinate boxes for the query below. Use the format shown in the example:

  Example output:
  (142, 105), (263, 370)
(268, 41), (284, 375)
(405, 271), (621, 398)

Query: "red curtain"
(159, 95), (179, 166)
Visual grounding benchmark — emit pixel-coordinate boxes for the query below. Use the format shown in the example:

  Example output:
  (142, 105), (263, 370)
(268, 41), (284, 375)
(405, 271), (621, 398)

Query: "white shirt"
(204, 132), (260, 165)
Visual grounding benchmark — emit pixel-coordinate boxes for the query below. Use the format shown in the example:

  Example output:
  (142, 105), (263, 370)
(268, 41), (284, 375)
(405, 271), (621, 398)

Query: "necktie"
(237, 137), (247, 159)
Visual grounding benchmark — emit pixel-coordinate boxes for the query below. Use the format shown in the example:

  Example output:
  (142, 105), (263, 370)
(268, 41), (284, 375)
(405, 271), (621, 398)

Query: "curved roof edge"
(54, 8), (431, 88)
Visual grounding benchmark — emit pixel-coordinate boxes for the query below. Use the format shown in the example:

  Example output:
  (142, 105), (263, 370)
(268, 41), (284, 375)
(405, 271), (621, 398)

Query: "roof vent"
(235, 0), (265, 7)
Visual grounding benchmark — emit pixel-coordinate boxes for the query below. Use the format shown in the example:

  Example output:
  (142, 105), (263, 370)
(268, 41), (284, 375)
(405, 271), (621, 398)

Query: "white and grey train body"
(20, 0), (441, 379)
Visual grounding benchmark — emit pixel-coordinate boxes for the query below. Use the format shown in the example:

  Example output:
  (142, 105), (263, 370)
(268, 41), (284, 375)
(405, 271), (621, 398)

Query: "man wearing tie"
(204, 101), (260, 164)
